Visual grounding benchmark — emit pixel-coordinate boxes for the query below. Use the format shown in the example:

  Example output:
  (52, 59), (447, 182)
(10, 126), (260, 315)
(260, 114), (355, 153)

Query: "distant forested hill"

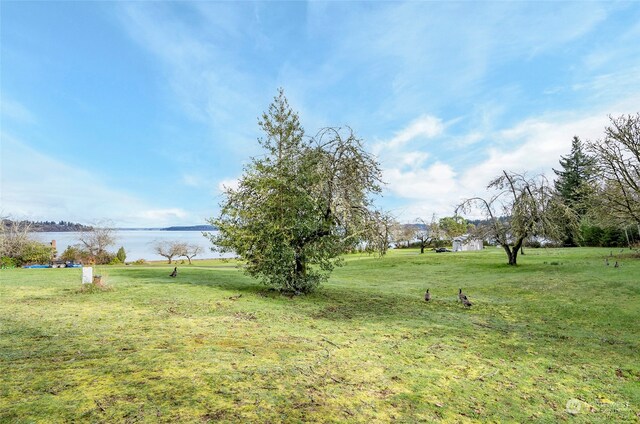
(163, 225), (217, 231)
(2, 219), (217, 232)
(1, 219), (93, 232)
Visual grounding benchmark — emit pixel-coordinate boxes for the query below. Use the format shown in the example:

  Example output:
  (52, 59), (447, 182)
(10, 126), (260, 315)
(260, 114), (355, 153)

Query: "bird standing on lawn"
(424, 289), (431, 302)
(170, 267), (177, 277)
(459, 288), (472, 307)
(458, 288), (468, 302)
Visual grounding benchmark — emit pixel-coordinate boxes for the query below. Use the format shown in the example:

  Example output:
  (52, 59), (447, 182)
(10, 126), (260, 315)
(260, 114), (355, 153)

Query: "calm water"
(33, 230), (232, 261)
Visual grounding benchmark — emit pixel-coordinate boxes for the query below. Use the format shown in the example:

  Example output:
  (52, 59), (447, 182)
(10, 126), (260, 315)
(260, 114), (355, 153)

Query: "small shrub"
(116, 247), (126, 263)
(133, 259), (146, 265)
(19, 241), (54, 265)
(60, 246), (83, 262)
(1, 257), (18, 269)
(94, 251), (115, 265)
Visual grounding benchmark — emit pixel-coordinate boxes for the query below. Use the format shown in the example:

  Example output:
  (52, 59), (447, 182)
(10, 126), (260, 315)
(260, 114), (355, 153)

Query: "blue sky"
(2, 1), (639, 227)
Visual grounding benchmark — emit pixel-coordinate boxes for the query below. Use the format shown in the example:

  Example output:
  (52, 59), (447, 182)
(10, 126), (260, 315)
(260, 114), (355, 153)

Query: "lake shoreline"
(32, 230), (229, 262)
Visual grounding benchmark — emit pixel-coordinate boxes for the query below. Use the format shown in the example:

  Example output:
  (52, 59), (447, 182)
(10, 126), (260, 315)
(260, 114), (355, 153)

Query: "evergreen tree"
(116, 247), (126, 263)
(210, 89), (384, 294)
(553, 136), (596, 245)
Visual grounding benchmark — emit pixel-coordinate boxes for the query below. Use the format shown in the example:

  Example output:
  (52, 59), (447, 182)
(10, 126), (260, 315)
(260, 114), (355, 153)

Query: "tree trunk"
(509, 248), (519, 265)
(503, 238), (525, 266)
(502, 245), (515, 265)
(624, 228), (630, 248)
(510, 237), (526, 265)
(294, 252), (305, 290)
(420, 243), (425, 254)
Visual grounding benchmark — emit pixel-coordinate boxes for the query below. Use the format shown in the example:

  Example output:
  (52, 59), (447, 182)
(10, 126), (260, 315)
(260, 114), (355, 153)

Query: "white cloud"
(384, 115), (444, 149)
(0, 133), (193, 227)
(1, 99), (35, 124)
(135, 208), (188, 221)
(217, 178), (240, 193)
(373, 114), (444, 170)
(117, 3), (261, 147)
(385, 161), (457, 200)
(382, 95), (640, 222)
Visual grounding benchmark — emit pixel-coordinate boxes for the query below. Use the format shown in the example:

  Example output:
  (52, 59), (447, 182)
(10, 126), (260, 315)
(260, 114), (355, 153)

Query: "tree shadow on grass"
(114, 267), (482, 326)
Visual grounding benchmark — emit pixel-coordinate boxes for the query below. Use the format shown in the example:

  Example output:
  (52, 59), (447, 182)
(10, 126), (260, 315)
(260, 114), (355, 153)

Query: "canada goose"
(458, 288), (468, 302)
(462, 297), (473, 308)
(169, 267), (177, 277)
(614, 261), (619, 268)
(424, 289), (431, 302)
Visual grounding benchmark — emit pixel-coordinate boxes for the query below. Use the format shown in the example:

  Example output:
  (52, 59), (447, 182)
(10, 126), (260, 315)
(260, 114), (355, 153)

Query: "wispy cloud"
(373, 114), (445, 172)
(1, 99), (35, 124)
(384, 115), (444, 150)
(1, 133), (194, 227)
(117, 3), (262, 148)
(134, 208), (188, 222)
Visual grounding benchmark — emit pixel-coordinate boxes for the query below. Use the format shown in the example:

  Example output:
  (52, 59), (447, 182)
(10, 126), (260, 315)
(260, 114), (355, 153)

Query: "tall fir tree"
(553, 136), (597, 245)
(210, 89), (384, 293)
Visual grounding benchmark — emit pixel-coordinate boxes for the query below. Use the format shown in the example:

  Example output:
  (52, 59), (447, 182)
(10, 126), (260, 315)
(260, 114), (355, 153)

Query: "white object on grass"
(82, 267), (93, 284)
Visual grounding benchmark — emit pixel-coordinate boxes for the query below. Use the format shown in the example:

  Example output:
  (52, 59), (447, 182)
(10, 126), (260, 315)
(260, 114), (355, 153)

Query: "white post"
(82, 267), (93, 284)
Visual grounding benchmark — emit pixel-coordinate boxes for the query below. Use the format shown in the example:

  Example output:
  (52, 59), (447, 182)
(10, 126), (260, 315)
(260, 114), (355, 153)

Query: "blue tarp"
(22, 263), (83, 269)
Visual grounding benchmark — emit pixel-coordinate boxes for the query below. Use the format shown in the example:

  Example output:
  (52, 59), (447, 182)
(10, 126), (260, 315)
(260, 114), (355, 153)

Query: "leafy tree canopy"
(209, 89), (385, 293)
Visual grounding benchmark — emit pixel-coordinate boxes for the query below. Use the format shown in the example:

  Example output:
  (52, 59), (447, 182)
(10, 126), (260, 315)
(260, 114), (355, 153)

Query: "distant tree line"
(1, 219), (92, 232)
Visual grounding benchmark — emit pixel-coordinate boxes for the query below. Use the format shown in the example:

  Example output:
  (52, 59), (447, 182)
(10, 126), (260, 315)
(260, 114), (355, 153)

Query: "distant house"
(452, 235), (483, 252)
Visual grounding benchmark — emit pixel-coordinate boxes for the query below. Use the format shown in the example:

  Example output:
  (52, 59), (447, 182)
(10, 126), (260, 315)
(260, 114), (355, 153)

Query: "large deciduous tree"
(587, 114), (640, 228)
(209, 89), (384, 294)
(457, 171), (572, 266)
(152, 240), (187, 264)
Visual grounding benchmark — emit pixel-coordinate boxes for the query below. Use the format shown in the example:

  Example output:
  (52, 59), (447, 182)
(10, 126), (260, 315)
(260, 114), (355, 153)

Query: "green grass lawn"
(1, 248), (639, 423)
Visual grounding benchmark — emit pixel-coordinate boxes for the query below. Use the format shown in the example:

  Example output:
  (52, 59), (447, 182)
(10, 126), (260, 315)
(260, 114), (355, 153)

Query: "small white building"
(452, 235), (483, 252)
